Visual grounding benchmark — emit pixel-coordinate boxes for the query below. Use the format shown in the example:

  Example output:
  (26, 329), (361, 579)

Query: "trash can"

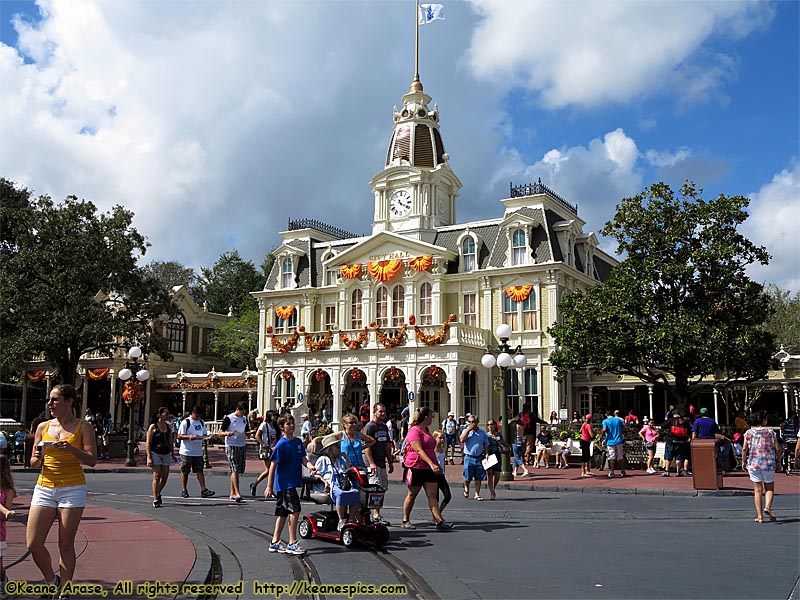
(691, 439), (723, 490)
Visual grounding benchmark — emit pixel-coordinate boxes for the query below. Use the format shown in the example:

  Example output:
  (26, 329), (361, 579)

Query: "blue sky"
(1, 0), (797, 291)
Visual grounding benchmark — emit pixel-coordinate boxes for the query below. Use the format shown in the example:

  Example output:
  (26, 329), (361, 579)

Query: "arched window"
(275, 306), (298, 331)
(512, 229), (526, 265)
(503, 294), (518, 330)
(462, 237), (476, 272)
(391, 285), (405, 326)
(275, 374), (296, 407)
(376, 287), (389, 327)
(281, 258), (293, 288)
(166, 313), (186, 353)
(350, 289), (363, 329)
(419, 282), (433, 325)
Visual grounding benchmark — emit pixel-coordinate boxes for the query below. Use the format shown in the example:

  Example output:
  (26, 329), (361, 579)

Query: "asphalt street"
(9, 471), (800, 600)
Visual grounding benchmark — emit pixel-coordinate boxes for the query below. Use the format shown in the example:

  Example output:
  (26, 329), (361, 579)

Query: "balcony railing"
(510, 178), (578, 215)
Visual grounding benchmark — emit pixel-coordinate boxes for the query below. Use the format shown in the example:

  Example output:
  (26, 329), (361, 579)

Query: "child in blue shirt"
(265, 414), (317, 555)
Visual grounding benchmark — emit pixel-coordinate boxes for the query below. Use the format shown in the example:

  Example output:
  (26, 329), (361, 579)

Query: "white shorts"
(747, 467), (775, 484)
(606, 444), (624, 462)
(31, 484), (87, 509)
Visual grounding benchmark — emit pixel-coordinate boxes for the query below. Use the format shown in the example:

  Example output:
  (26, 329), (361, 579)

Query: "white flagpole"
(412, 0), (422, 92)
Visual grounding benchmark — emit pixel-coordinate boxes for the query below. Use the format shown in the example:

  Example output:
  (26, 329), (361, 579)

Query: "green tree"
(143, 260), (201, 301)
(549, 182), (775, 410)
(261, 251), (276, 281)
(763, 284), (800, 354)
(0, 181), (177, 385)
(209, 308), (259, 370)
(198, 250), (263, 317)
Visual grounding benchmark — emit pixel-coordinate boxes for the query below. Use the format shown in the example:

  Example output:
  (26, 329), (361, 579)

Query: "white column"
(648, 385), (654, 421)
(450, 367), (462, 417)
(181, 391), (187, 417)
(713, 387), (719, 421)
(213, 391), (220, 421)
(784, 384), (790, 420)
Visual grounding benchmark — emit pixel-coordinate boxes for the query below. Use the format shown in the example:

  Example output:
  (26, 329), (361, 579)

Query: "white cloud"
(646, 148), (693, 168)
(742, 162), (800, 292)
(466, 0), (774, 108)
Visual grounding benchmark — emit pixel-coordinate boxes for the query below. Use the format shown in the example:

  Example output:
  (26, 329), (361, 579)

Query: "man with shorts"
(442, 411), (458, 465)
(265, 414), (317, 555)
(300, 413), (312, 443)
(662, 410), (691, 477)
(177, 406), (215, 498)
(362, 403), (394, 524)
(601, 410), (626, 478)
(460, 416), (489, 500)
(220, 401), (249, 502)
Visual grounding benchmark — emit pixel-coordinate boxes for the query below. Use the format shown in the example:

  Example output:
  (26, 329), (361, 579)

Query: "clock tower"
(370, 77), (462, 243)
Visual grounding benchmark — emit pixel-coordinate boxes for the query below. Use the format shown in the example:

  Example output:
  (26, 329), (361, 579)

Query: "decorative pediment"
(323, 231), (455, 267)
(273, 243), (306, 258)
(499, 210), (543, 229)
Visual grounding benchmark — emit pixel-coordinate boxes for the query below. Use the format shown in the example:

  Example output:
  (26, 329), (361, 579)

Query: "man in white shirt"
(221, 402), (249, 502)
(300, 413), (312, 443)
(177, 406), (215, 499)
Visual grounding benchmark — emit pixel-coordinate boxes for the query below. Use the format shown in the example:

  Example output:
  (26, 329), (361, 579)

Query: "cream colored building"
(252, 76), (617, 428)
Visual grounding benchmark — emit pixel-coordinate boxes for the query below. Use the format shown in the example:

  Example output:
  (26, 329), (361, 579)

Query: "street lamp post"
(118, 346), (150, 467)
(482, 323), (527, 481)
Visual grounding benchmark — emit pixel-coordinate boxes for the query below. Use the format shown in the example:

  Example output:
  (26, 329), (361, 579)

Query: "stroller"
(299, 462), (390, 548)
(781, 437), (799, 475)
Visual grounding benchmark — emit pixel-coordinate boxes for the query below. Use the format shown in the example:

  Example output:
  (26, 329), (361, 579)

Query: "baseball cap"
(699, 408), (708, 415)
(301, 413), (309, 418)
(448, 411), (455, 417)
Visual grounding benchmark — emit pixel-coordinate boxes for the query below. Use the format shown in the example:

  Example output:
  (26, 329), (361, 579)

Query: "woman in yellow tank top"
(27, 384), (97, 597)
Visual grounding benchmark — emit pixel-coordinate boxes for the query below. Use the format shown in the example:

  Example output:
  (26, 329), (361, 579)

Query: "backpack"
(444, 419), (456, 435)
(520, 413), (533, 435)
(670, 419), (690, 439)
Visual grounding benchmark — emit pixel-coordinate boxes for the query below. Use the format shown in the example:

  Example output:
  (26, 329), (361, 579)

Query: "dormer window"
(512, 229), (526, 265)
(462, 237), (476, 272)
(281, 258), (294, 288)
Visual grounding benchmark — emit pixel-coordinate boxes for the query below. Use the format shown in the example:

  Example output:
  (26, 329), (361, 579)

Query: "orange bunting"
(408, 256), (432, 272)
(88, 368), (109, 380)
(367, 259), (403, 282)
(340, 264), (362, 279)
(505, 285), (533, 302)
(275, 305), (295, 320)
(27, 370), (46, 383)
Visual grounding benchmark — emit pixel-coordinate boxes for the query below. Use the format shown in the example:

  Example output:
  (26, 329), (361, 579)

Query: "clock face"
(389, 189), (412, 217)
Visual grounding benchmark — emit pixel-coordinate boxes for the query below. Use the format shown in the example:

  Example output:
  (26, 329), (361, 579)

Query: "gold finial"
(410, 74), (423, 93)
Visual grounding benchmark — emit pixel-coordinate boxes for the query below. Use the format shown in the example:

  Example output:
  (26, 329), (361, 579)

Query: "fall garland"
(414, 321), (451, 346)
(270, 329), (300, 354)
(122, 380), (143, 404)
(427, 365), (441, 380)
(373, 323), (407, 348)
(339, 327), (369, 350)
(387, 366), (401, 380)
(350, 369), (365, 382)
(315, 369), (327, 381)
(281, 369), (293, 381)
(27, 370), (46, 383)
(302, 328), (333, 352)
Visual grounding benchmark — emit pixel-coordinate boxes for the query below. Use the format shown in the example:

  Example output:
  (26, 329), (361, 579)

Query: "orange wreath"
(27, 370), (46, 383)
(505, 285), (533, 302)
(367, 260), (403, 282)
(275, 305), (295, 320)
(88, 368), (109, 380)
(340, 264), (362, 279)
(408, 256), (432, 272)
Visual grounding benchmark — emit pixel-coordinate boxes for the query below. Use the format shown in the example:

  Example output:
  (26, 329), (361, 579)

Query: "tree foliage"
(0, 179), (177, 385)
(143, 260), (201, 301)
(209, 308), (260, 370)
(198, 250), (263, 317)
(549, 182), (775, 409)
(763, 284), (800, 354)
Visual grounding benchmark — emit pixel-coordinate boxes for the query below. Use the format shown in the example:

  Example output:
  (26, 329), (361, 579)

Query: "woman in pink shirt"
(401, 407), (453, 532)
(639, 419), (659, 474)
(579, 415), (595, 478)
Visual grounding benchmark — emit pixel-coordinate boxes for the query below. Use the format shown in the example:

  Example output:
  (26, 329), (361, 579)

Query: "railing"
(510, 178), (578, 215)
(288, 218), (359, 240)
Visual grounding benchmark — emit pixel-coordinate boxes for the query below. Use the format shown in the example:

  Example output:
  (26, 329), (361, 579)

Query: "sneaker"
(157, 494), (162, 503)
(152, 500), (161, 508)
(646, 467), (656, 474)
(661, 472), (670, 477)
(377, 516), (391, 526)
(607, 472), (616, 478)
(201, 489), (216, 498)
(620, 471), (626, 477)
(435, 520), (454, 531)
(268, 541), (286, 553)
(249, 482), (257, 497)
(285, 542), (306, 555)
(678, 469), (686, 477)
(401, 520), (416, 529)
(337, 519), (346, 532)
(181, 490), (189, 498)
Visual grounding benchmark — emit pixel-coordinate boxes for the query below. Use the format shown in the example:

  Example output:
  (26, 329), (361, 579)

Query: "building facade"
(253, 78), (617, 428)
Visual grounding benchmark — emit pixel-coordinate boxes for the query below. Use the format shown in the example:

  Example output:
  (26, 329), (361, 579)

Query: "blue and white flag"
(418, 3), (445, 25)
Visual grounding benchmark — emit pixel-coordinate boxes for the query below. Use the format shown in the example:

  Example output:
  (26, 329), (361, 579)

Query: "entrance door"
(380, 388), (402, 420)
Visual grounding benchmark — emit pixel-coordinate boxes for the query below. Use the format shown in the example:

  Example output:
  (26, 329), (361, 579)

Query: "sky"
(1, 0), (798, 292)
